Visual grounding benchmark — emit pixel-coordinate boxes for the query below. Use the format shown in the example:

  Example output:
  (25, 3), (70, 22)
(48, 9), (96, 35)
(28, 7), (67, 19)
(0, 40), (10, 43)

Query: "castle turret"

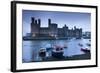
(38, 19), (41, 24)
(38, 19), (41, 28)
(31, 17), (35, 24)
(63, 24), (68, 37)
(31, 17), (40, 36)
(35, 20), (38, 25)
(48, 19), (51, 25)
(48, 19), (58, 37)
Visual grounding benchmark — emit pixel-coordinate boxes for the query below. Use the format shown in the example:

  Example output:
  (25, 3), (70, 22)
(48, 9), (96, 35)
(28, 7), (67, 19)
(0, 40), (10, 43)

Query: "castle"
(30, 17), (82, 39)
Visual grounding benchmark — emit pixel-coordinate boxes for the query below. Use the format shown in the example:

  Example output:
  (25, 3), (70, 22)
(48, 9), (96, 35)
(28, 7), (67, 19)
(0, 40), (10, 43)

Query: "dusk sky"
(22, 10), (91, 36)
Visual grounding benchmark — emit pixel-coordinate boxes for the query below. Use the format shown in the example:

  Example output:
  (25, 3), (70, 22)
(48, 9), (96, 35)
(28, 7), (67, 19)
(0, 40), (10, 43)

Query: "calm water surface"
(22, 38), (91, 63)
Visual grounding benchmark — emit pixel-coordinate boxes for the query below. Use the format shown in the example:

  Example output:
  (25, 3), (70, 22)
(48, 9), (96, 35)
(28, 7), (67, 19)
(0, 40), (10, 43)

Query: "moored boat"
(63, 44), (68, 48)
(81, 48), (90, 53)
(52, 46), (64, 58)
(86, 43), (91, 46)
(78, 43), (83, 47)
(39, 48), (46, 57)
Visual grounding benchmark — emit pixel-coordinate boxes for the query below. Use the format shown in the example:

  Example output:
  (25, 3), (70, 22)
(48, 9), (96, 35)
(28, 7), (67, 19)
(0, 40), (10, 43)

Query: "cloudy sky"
(22, 10), (91, 36)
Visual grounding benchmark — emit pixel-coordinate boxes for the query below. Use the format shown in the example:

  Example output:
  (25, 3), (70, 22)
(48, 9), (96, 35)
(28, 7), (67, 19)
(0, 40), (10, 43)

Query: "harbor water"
(22, 38), (91, 63)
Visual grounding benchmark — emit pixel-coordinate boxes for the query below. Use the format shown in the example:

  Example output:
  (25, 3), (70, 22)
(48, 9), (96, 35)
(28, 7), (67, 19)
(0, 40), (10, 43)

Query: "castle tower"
(31, 17), (41, 37)
(31, 17), (35, 24)
(38, 19), (41, 25)
(48, 19), (58, 37)
(38, 19), (41, 28)
(48, 19), (51, 25)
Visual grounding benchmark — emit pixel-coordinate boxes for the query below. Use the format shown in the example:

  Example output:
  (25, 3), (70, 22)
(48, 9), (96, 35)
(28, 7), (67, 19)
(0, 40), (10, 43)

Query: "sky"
(22, 10), (91, 36)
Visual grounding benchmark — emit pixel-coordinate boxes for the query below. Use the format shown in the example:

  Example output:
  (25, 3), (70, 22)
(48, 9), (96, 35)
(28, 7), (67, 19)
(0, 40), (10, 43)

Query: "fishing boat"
(39, 48), (46, 57)
(46, 47), (53, 51)
(63, 44), (68, 48)
(45, 44), (53, 51)
(78, 43), (83, 47)
(52, 45), (64, 58)
(86, 43), (91, 46)
(81, 48), (90, 53)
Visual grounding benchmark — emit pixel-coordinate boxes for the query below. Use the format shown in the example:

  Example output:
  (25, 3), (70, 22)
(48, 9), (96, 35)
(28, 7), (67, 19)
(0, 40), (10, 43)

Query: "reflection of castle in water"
(30, 17), (82, 39)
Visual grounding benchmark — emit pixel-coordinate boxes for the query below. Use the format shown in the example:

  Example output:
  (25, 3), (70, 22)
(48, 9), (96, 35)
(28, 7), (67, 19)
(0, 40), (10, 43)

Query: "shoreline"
(23, 36), (90, 41)
(23, 37), (83, 41)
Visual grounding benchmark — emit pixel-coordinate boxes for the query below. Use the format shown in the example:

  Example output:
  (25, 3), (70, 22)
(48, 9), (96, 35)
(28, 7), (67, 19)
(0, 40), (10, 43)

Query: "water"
(22, 38), (91, 63)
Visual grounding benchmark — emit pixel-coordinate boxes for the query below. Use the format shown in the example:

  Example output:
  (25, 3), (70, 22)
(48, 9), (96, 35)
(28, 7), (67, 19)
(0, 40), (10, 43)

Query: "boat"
(46, 47), (53, 51)
(45, 44), (53, 51)
(39, 48), (46, 57)
(52, 46), (64, 58)
(63, 44), (68, 48)
(63, 46), (67, 48)
(78, 43), (83, 47)
(81, 48), (90, 53)
(86, 43), (91, 46)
